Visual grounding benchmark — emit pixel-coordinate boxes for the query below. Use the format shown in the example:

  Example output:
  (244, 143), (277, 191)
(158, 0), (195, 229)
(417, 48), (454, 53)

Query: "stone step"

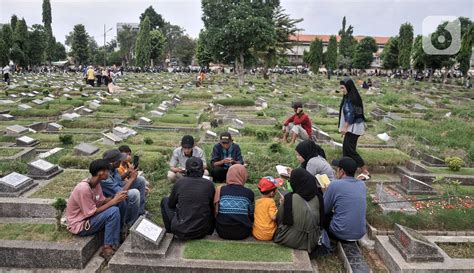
(0, 217), (56, 224)
(0, 198), (56, 218)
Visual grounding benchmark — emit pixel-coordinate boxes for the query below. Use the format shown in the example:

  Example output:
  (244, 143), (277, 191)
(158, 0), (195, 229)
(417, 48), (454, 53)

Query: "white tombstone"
(151, 111), (164, 117)
(228, 127), (240, 136)
(232, 118), (245, 129)
(139, 117), (153, 125)
(16, 135), (38, 147)
(103, 133), (123, 145)
(0, 114), (15, 121)
(6, 125), (29, 136)
(47, 122), (63, 132)
(18, 104), (32, 110)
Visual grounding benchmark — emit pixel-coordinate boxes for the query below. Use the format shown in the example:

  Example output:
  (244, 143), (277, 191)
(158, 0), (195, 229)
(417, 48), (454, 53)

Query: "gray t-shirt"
(339, 112), (365, 136)
(169, 147), (206, 168)
(306, 156), (335, 181)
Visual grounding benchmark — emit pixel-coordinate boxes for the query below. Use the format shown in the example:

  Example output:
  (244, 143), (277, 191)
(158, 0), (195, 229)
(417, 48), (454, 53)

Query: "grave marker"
(0, 114), (15, 121)
(397, 175), (436, 195)
(103, 133), (123, 145)
(6, 125), (29, 136)
(139, 117), (152, 125)
(18, 104), (32, 110)
(74, 143), (99, 156)
(0, 172), (37, 196)
(16, 136), (39, 147)
(47, 122), (63, 132)
(389, 224), (444, 263)
(232, 118), (245, 129)
(228, 127), (240, 136)
(151, 110), (164, 117)
(27, 159), (63, 180)
(375, 184), (417, 214)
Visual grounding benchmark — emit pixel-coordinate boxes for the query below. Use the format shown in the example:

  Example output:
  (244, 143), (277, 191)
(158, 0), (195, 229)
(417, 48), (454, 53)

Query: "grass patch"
(183, 240), (292, 262)
(214, 98), (255, 106)
(30, 169), (89, 199)
(437, 242), (474, 258)
(428, 167), (474, 176)
(0, 147), (23, 157)
(315, 251), (344, 273)
(0, 224), (73, 242)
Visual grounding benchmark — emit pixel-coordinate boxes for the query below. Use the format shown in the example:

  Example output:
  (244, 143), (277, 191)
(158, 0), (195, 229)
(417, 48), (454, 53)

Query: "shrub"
(269, 142), (283, 154)
(144, 137), (154, 145)
(59, 134), (74, 145)
(381, 91), (400, 105)
(445, 157), (464, 172)
(257, 111), (264, 117)
(52, 198), (67, 231)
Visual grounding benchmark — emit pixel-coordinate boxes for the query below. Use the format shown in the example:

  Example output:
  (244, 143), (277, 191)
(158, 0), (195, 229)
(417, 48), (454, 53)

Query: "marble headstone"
(74, 143), (99, 156)
(27, 159), (63, 180)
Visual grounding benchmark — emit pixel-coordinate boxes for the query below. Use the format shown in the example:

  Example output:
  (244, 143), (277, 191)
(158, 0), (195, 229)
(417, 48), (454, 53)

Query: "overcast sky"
(0, 0), (472, 46)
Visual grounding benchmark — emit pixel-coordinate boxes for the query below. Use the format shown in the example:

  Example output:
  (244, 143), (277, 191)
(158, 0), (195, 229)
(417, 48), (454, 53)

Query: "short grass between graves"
(0, 147), (23, 157)
(427, 167), (474, 176)
(30, 169), (89, 199)
(0, 224), (73, 242)
(182, 239), (293, 262)
(437, 242), (474, 258)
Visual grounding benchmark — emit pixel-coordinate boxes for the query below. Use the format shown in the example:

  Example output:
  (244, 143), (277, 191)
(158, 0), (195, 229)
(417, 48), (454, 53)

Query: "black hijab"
(339, 77), (366, 123)
(283, 168), (325, 227)
(185, 156), (204, 178)
(295, 140), (327, 169)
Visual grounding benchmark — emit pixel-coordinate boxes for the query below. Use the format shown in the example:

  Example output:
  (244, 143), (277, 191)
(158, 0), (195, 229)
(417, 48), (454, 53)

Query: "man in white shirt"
(167, 135), (208, 182)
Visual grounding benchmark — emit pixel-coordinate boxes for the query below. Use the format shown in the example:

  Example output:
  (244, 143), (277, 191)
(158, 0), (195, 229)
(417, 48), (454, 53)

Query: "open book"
(316, 174), (331, 188)
(276, 165), (290, 178)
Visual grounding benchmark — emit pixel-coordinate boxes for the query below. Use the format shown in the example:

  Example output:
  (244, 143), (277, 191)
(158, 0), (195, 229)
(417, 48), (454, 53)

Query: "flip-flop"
(357, 173), (371, 181)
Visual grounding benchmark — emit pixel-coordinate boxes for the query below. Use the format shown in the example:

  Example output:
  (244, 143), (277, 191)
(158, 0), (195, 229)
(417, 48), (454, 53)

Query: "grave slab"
(6, 125), (29, 136)
(0, 114), (15, 121)
(47, 122), (63, 132)
(374, 184), (417, 214)
(397, 175), (436, 195)
(16, 135), (40, 147)
(103, 133), (123, 145)
(0, 172), (37, 197)
(74, 143), (100, 156)
(27, 159), (63, 180)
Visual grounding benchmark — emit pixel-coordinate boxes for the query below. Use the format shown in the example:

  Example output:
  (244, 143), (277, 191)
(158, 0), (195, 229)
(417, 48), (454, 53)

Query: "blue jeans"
(78, 206), (121, 246)
(129, 176), (146, 215)
(118, 189), (140, 227)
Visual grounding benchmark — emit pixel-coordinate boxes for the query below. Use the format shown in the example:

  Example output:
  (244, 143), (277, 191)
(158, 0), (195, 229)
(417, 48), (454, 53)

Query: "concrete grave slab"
(16, 135), (39, 147)
(47, 122), (63, 132)
(0, 172), (37, 197)
(0, 114), (15, 121)
(6, 125), (29, 136)
(138, 117), (152, 125)
(18, 104), (32, 110)
(38, 147), (64, 159)
(74, 143), (100, 156)
(103, 133), (123, 145)
(374, 184), (417, 214)
(397, 175), (436, 195)
(27, 159), (63, 180)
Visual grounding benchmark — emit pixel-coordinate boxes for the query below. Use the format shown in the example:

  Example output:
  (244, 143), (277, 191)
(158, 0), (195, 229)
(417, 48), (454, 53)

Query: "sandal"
(100, 246), (115, 260)
(357, 173), (371, 181)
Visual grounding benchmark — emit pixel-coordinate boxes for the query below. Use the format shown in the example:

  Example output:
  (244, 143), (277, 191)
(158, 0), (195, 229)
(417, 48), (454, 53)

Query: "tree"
(195, 30), (213, 68)
(352, 36), (378, 69)
(12, 18), (29, 66)
(117, 25), (138, 65)
(174, 35), (196, 66)
(28, 24), (46, 65)
(2, 25), (13, 50)
(42, 0), (55, 63)
(10, 44), (26, 66)
(150, 29), (166, 66)
(411, 35), (425, 72)
(52, 198), (67, 231)
(135, 16), (152, 67)
(382, 36), (399, 70)
(201, 0), (277, 86)
(140, 6), (165, 30)
(70, 24), (90, 65)
(0, 40), (9, 66)
(456, 25), (474, 78)
(52, 42), (67, 61)
(10, 15), (18, 32)
(304, 38), (323, 72)
(398, 23), (414, 70)
(338, 16), (356, 59)
(324, 35), (338, 70)
(162, 22), (184, 61)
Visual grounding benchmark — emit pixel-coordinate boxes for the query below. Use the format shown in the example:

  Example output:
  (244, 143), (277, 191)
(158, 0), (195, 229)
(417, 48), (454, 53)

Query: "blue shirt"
(100, 169), (124, 198)
(211, 143), (244, 170)
(324, 176), (366, 240)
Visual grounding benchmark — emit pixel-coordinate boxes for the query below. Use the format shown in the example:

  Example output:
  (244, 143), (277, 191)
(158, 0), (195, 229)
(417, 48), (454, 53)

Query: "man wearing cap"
(161, 157), (215, 240)
(283, 101), (313, 144)
(168, 135), (208, 182)
(323, 157), (366, 241)
(210, 132), (244, 183)
(101, 149), (146, 228)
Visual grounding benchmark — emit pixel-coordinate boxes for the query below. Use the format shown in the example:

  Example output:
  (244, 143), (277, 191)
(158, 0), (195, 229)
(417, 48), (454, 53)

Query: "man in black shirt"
(161, 157), (215, 240)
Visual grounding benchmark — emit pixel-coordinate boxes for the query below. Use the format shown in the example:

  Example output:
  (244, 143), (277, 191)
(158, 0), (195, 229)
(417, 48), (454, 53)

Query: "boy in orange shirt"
(252, 176), (283, 241)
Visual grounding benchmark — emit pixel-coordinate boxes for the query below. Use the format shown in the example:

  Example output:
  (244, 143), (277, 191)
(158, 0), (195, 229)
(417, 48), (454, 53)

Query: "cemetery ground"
(0, 71), (472, 272)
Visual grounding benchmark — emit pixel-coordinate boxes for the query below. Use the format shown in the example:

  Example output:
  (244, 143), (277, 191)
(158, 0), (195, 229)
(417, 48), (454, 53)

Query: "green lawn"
(30, 169), (89, 199)
(183, 239), (293, 262)
(0, 224), (73, 242)
(0, 147), (22, 157)
(428, 167), (474, 176)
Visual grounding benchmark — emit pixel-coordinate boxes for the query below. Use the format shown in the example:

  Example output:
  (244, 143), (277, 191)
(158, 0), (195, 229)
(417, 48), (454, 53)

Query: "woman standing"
(338, 77), (370, 180)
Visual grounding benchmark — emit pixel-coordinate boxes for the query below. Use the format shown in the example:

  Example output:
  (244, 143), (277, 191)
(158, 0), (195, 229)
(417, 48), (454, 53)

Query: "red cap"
(258, 176), (284, 192)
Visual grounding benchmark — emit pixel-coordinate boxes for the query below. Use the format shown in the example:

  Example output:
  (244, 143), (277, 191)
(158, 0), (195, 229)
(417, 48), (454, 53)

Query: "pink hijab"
(213, 164), (248, 215)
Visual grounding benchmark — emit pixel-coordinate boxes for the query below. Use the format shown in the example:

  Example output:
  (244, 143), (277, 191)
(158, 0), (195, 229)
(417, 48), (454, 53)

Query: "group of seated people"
(65, 130), (367, 259)
(160, 138), (367, 256)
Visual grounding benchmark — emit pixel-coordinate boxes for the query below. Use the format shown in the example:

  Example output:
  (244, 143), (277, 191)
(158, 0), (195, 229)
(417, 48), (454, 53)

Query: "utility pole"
(103, 24), (113, 67)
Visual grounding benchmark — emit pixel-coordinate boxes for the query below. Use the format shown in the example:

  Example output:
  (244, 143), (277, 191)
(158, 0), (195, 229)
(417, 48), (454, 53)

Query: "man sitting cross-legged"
(167, 135), (208, 182)
(101, 149), (146, 230)
(66, 159), (126, 259)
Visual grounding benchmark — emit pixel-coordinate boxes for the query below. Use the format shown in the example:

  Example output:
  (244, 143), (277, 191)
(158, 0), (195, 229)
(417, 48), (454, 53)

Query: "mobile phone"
(133, 155), (140, 170)
(277, 187), (289, 198)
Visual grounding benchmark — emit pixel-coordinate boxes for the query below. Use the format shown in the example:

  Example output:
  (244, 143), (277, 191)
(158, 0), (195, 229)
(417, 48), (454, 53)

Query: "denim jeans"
(78, 206), (121, 246)
(118, 189), (140, 227)
(129, 176), (146, 215)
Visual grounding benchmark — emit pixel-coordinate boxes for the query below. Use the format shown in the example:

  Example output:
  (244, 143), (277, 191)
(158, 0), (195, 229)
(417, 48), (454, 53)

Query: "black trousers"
(343, 132), (365, 168)
(161, 197), (175, 232)
(96, 75), (102, 87)
(211, 166), (228, 183)
(4, 73), (9, 84)
(216, 224), (251, 240)
(87, 79), (94, 87)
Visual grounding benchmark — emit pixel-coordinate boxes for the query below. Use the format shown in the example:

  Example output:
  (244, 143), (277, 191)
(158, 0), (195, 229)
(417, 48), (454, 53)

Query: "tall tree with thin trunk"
(135, 16), (152, 67)
(324, 35), (338, 70)
(2, 25), (13, 50)
(304, 38), (323, 72)
(381, 36), (399, 71)
(140, 6), (165, 30)
(456, 25), (473, 78)
(352, 36), (377, 69)
(42, 0), (54, 63)
(10, 15), (18, 33)
(70, 24), (90, 65)
(398, 23), (414, 70)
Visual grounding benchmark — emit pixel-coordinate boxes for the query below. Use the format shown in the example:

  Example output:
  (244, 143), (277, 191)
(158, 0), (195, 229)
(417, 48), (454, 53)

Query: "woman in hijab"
(292, 140), (335, 181)
(274, 168), (324, 252)
(214, 164), (255, 240)
(338, 77), (370, 180)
